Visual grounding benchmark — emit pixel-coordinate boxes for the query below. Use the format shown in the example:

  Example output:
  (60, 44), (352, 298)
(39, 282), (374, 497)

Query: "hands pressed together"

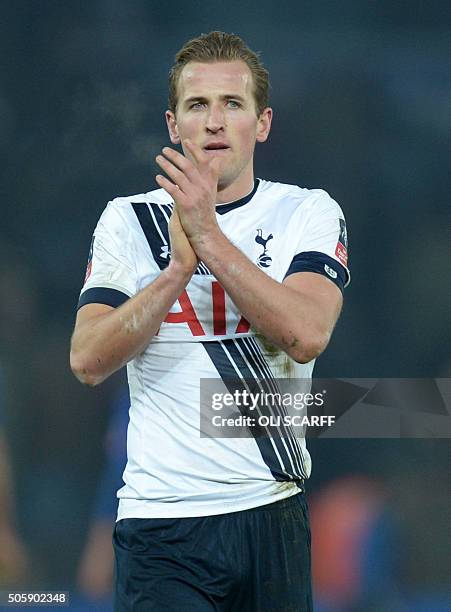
(155, 140), (222, 274)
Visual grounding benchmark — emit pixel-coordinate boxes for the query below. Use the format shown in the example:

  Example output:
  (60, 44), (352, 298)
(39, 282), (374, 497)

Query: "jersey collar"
(215, 179), (259, 215)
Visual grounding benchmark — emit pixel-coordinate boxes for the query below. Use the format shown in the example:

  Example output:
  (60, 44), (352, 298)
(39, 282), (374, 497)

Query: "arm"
(194, 231), (342, 363)
(155, 141), (343, 363)
(70, 210), (197, 386)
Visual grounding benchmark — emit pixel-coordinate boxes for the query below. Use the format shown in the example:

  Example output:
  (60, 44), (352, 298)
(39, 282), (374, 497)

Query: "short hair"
(168, 31), (269, 117)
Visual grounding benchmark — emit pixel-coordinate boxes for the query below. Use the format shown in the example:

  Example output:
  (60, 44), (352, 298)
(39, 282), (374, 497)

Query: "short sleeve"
(77, 202), (138, 310)
(284, 193), (350, 291)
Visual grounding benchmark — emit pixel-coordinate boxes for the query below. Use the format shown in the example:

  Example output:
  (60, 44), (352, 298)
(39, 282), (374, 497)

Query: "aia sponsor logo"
(162, 281), (250, 337)
(255, 229), (273, 268)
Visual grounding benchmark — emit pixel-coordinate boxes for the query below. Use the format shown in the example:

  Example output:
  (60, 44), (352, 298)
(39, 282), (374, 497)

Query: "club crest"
(255, 229), (273, 268)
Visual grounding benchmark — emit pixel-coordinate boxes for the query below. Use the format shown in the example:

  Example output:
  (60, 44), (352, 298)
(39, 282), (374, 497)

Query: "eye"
(227, 100), (241, 108)
(190, 102), (205, 110)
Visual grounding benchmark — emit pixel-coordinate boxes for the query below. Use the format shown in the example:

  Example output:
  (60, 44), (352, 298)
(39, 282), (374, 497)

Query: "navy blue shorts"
(113, 492), (312, 611)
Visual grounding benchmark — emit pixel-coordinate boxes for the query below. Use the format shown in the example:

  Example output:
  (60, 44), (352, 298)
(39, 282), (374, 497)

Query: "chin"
(217, 166), (239, 191)
(217, 175), (234, 192)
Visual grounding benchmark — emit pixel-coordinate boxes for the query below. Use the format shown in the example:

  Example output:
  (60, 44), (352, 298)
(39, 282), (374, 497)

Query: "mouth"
(203, 143), (230, 153)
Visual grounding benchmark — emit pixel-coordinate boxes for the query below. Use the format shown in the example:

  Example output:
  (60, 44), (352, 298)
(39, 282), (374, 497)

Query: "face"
(166, 60), (272, 194)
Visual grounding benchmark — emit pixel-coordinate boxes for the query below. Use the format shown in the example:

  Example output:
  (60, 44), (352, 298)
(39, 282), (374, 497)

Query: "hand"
(168, 206), (198, 276)
(155, 139), (222, 249)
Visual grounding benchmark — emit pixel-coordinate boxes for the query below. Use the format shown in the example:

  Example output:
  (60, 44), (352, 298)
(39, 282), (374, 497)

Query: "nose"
(205, 103), (225, 133)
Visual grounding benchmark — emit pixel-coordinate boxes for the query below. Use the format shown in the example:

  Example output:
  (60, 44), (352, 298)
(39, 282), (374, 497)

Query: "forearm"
(196, 230), (333, 362)
(70, 263), (192, 385)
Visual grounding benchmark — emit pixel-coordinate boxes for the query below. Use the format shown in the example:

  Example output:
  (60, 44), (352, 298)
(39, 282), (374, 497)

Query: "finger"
(185, 138), (219, 185)
(161, 146), (199, 181)
(156, 155), (191, 193)
(208, 155), (222, 182)
(155, 174), (186, 203)
(183, 139), (208, 167)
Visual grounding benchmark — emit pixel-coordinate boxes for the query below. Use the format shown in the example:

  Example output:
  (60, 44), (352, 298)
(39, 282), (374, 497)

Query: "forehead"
(177, 60), (254, 100)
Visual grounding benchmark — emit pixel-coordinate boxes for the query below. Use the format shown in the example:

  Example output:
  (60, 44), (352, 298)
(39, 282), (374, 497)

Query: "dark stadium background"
(1, 1), (450, 610)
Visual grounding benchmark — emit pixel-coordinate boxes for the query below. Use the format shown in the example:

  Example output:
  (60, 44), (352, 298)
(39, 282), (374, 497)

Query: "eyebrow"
(182, 94), (246, 106)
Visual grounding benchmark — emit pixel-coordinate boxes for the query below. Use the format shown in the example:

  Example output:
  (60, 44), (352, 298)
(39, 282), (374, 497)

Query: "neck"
(216, 164), (254, 205)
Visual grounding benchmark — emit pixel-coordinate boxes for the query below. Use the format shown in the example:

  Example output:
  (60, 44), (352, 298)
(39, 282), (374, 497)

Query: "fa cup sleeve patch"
(84, 235), (95, 282)
(335, 218), (348, 267)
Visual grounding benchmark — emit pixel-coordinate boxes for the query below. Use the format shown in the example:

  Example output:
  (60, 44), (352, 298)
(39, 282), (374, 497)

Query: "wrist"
(166, 259), (196, 283)
(191, 226), (225, 259)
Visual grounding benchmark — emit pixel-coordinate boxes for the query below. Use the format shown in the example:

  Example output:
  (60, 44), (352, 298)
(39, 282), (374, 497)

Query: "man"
(71, 31), (350, 611)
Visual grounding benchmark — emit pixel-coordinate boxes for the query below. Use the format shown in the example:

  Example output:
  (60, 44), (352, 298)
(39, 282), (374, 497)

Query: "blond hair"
(168, 31), (269, 116)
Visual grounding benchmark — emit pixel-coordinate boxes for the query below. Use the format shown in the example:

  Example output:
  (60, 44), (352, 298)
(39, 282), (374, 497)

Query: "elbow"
(287, 333), (330, 364)
(70, 350), (104, 387)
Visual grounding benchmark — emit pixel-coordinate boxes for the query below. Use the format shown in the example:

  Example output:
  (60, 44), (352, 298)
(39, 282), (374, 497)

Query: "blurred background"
(1, 1), (450, 610)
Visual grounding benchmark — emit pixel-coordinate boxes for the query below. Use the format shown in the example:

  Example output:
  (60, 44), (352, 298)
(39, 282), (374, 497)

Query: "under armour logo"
(160, 245), (170, 259)
(255, 229), (273, 268)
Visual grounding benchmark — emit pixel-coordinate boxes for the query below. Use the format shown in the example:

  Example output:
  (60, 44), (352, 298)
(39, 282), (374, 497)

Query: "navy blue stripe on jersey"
(284, 251), (348, 292)
(132, 203), (168, 270)
(77, 287), (129, 310)
(220, 339), (305, 483)
(157, 203), (211, 275)
(233, 338), (305, 481)
(236, 337), (307, 480)
(241, 337), (307, 480)
(157, 202), (173, 222)
(243, 337), (305, 474)
(202, 340), (301, 483)
(203, 340), (290, 481)
(131, 202), (211, 275)
(238, 337), (306, 479)
(216, 179), (259, 215)
(198, 262), (211, 275)
(150, 205), (171, 246)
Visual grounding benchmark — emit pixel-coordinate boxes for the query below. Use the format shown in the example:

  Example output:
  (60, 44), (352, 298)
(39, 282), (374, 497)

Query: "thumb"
(169, 206), (181, 229)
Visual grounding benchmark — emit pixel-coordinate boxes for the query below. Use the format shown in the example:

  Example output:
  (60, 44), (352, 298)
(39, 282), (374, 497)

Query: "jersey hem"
(116, 484), (302, 520)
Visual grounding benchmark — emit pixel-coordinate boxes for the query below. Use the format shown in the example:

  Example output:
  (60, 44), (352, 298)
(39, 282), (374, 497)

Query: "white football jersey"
(78, 179), (350, 519)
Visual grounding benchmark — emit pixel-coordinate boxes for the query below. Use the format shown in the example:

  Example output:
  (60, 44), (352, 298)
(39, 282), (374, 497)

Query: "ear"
(256, 107), (273, 143)
(165, 110), (181, 144)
